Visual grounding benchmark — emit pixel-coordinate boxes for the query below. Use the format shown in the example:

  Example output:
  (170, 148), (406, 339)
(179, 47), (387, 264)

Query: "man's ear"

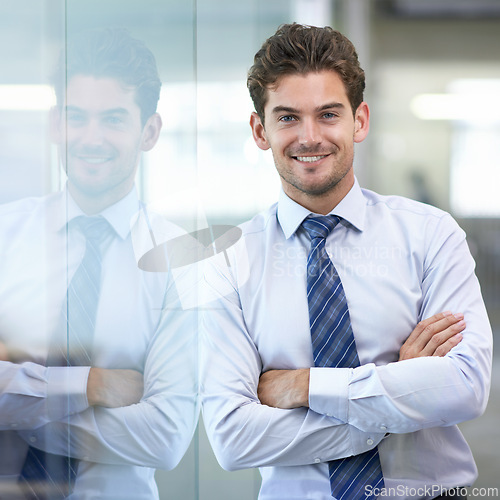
(141, 113), (162, 152)
(49, 106), (64, 145)
(353, 102), (370, 143)
(250, 112), (270, 151)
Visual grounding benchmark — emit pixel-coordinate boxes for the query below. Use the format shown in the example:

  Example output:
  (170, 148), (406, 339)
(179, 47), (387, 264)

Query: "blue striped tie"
(302, 215), (384, 500)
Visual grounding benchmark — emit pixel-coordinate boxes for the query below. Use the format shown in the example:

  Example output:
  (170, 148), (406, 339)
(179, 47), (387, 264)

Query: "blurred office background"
(0, 0), (498, 497)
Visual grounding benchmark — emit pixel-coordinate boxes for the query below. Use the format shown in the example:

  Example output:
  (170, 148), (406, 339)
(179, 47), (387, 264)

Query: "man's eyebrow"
(101, 108), (130, 116)
(270, 102), (346, 115)
(64, 105), (84, 113)
(64, 106), (130, 116)
(270, 105), (299, 115)
(317, 102), (345, 112)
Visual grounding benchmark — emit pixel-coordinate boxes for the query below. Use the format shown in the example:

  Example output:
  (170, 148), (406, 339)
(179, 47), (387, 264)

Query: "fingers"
(399, 311), (465, 361)
(422, 316), (465, 356)
(432, 333), (463, 357)
(405, 311), (459, 345)
(418, 313), (465, 357)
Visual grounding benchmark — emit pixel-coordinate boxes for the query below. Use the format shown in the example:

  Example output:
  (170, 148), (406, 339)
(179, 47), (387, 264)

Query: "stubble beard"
(274, 146), (354, 199)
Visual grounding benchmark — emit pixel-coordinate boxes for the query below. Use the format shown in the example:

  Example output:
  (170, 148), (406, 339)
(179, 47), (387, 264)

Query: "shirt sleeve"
(308, 213), (492, 433)
(200, 251), (385, 472)
(19, 268), (199, 471)
(0, 362), (89, 430)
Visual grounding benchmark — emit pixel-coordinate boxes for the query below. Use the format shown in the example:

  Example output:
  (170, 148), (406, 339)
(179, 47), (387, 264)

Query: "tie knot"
(74, 216), (112, 245)
(302, 215), (340, 241)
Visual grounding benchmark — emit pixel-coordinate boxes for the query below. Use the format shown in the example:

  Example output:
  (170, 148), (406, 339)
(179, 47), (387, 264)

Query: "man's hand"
(399, 311), (465, 361)
(257, 368), (309, 409)
(87, 368), (144, 408)
(0, 344), (144, 408)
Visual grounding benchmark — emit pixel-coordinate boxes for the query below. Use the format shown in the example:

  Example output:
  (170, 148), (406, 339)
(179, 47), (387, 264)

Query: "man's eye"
(105, 115), (123, 125)
(66, 113), (85, 125)
(322, 112), (337, 119)
(279, 115), (296, 122)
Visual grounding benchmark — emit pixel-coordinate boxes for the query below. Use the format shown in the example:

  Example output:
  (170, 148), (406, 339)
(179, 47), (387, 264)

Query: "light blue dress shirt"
(201, 179), (492, 500)
(0, 188), (199, 499)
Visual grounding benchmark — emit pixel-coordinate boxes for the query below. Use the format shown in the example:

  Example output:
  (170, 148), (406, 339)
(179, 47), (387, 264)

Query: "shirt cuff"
(308, 367), (351, 421)
(46, 366), (90, 420)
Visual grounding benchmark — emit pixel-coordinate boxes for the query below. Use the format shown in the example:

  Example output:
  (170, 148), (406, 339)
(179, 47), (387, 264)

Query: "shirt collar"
(277, 177), (367, 239)
(52, 186), (141, 240)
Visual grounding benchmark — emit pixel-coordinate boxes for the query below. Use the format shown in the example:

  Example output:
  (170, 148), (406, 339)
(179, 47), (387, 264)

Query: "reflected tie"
(64, 216), (111, 365)
(20, 216), (111, 499)
(302, 215), (384, 500)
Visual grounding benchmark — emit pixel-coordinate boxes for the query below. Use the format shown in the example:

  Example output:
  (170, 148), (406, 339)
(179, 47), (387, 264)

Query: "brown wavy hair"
(247, 23), (365, 124)
(53, 28), (161, 126)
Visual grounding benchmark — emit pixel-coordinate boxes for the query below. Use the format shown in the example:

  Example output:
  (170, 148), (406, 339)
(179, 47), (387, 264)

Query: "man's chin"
(68, 180), (116, 199)
(297, 168), (353, 198)
(293, 179), (342, 198)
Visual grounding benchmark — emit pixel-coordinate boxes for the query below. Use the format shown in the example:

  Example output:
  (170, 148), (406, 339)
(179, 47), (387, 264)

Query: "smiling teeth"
(296, 155), (326, 162)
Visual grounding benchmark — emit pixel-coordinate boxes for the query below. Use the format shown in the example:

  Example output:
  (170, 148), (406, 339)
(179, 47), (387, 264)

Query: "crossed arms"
(258, 311), (465, 409)
(0, 277), (198, 472)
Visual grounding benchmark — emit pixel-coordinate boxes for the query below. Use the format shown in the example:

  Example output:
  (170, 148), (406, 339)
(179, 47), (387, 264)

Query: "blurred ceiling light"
(410, 79), (500, 123)
(0, 85), (55, 111)
(411, 94), (462, 120)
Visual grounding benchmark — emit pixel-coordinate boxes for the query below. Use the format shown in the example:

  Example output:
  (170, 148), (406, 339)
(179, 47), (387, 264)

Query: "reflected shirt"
(0, 188), (198, 499)
(201, 179), (492, 500)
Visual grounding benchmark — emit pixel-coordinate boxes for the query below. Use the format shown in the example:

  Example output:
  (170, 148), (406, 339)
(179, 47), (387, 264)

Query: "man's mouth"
(75, 156), (113, 165)
(293, 155), (329, 162)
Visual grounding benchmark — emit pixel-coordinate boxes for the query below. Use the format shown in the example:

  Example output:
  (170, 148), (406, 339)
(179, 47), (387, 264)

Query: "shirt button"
(366, 439), (374, 446)
(380, 425), (387, 431)
(29, 436), (37, 443)
(10, 423), (18, 428)
(314, 458), (321, 464)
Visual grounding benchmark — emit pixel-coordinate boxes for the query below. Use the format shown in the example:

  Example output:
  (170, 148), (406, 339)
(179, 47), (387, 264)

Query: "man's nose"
(298, 118), (321, 145)
(80, 119), (104, 145)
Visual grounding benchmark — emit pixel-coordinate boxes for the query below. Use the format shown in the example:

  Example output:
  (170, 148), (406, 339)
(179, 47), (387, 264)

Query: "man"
(201, 24), (492, 499)
(0, 28), (198, 499)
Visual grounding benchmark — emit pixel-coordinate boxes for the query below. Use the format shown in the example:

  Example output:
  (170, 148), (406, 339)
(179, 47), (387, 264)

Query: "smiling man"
(201, 24), (491, 500)
(0, 28), (197, 499)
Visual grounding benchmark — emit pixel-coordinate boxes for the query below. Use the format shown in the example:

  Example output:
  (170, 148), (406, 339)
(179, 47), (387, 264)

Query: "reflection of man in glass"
(0, 28), (197, 499)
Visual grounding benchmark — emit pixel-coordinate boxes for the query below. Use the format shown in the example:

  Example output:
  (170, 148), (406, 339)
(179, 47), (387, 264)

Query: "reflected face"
(250, 71), (369, 212)
(53, 75), (159, 210)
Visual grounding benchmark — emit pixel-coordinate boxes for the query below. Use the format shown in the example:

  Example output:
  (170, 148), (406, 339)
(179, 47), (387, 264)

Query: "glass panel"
(0, 0), (198, 498)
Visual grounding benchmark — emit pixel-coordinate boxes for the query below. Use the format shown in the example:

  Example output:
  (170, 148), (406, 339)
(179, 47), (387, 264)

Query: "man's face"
(52, 75), (160, 211)
(250, 70), (369, 213)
